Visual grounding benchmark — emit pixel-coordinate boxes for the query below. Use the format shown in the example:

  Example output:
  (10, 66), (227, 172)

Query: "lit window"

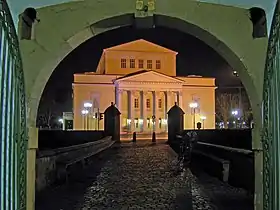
(130, 59), (135, 68)
(147, 60), (152, 69)
(156, 60), (161, 69)
(121, 59), (126, 68)
(134, 98), (139, 108)
(146, 99), (151, 109)
(158, 98), (162, 109)
(138, 59), (144, 68)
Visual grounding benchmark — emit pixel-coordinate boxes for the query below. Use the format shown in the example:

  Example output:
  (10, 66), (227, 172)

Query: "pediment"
(115, 71), (184, 84)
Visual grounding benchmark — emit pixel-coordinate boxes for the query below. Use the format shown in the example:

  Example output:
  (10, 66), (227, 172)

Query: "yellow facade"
(73, 39), (216, 133)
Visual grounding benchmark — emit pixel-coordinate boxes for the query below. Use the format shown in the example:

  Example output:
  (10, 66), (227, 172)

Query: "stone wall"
(182, 129), (252, 150)
(38, 130), (105, 150)
(36, 136), (114, 192)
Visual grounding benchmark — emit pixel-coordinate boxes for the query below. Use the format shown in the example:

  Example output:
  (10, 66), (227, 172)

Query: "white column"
(129, 91), (135, 132)
(141, 91), (147, 132)
(178, 91), (183, 108)
(166, 91), (172, 111)
(165, 91), (169, 132)
(153, 91), (159, 132)
(117, 89), (123, 132)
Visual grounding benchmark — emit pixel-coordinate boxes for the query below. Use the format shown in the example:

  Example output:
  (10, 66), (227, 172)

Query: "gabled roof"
(104, 39), (178, 54)
(115, 70), (184, 83)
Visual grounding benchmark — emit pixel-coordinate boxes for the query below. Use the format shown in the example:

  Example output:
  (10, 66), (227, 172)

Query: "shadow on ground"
(35, 146), (117, 210)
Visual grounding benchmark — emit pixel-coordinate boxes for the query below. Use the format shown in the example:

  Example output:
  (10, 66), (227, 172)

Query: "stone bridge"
(35, 140), (253, 210)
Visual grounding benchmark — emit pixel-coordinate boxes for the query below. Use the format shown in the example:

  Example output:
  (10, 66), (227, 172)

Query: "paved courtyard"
(36, 141), (198, 210)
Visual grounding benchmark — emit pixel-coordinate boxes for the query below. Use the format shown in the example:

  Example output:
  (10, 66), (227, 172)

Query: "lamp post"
(83, 102), (92, 130)
(200, 116), (206, 129)
(58, 118), (63, 130)
(231, 110), (238, 128)
(189, 102), (198, 130)
(81, 109), (89, 130)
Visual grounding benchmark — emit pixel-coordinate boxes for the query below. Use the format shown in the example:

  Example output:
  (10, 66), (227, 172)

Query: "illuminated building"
(73, 39), (216, 132)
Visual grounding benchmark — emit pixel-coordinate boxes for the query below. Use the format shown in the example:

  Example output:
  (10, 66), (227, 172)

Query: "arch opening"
(29, 13), (259, 135)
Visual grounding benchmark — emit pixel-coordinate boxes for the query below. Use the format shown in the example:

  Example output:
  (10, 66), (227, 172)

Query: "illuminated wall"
(73, 39), (216, 132)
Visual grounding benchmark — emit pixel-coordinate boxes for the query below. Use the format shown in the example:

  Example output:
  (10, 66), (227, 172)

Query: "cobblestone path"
(36, 142), (193, 210)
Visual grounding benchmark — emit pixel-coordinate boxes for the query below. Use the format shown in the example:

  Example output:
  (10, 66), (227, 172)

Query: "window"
(134, 98), (139, 108)
(121, 59), (126, 68)
(146, 99), (151, 109)
(156, 60), (161, 69)
(158, 98), (162, 109)
(147, 60), (152, 69)
(138, 59), (144, 68)
(130, 59), (135, 68)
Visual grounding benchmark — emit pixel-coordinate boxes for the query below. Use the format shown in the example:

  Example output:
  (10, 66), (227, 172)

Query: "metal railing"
(263, 1), (280, 210)
(0, 1), (27, 210)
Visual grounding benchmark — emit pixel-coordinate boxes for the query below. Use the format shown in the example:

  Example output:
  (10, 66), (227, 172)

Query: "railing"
(262, 1), (280, 210)
(0, 1), (27, 210)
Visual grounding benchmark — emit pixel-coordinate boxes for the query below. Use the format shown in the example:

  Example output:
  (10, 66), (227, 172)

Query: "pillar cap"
(167, 103), (185, 115)
(104, 103), (121, 116)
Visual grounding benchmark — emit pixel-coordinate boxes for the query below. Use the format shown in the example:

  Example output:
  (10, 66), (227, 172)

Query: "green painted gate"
(0, 1), (27, 210)
(263, 1), (280, 210)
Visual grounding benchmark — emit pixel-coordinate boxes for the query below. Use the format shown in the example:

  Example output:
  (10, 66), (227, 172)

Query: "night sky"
(38, 26), (243, 119)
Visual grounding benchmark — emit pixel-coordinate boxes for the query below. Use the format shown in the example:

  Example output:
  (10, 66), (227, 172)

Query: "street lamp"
(231, 110), (239, 128)
(189, 102), (198, 129)
(81, 109), (89, 130)
(200, 116), (206, 129)
(83, 102), (92, 130)
(83, 102), (92, 108)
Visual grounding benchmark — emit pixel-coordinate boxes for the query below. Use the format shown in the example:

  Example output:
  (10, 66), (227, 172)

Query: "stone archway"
(19, 1), (267, 209)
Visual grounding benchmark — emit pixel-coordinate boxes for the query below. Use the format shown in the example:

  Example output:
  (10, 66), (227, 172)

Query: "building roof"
(104, 39), (178, 54)
(114, 70), (184, 83)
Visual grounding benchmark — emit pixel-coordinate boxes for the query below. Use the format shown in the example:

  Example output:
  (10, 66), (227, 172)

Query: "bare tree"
(37, 99), (56, 129)
(216, 93), (239, 128)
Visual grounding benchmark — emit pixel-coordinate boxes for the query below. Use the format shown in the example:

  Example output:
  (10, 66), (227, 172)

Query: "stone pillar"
(141, 91), (147, 132)
(104, 102), (121, 141)
(27, 127), (38, 210)
(178, 91), (183, 108)
(153, 91), (159, 132)
(166, 91), (172, 112)
(117, 89), (123, 132)
(129, 91), (135, 132)
(167, 103), (185, 143)
(165, 91), (169, 132)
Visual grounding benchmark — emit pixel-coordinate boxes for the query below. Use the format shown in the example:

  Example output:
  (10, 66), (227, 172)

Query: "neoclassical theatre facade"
(73, 39), (216, 133)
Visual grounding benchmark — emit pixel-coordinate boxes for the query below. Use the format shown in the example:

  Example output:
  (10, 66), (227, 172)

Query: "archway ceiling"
(9, 0), (276, 33)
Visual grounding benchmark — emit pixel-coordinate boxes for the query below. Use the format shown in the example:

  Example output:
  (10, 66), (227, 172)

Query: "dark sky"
(38, 26), (243, 119)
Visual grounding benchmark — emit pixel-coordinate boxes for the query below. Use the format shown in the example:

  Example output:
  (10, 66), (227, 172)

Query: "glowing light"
(58, 118), (63, 123)
(83, 102), (92, 108)
(231, 110), (238, 116)
(189, 102), (198, 108)
(81, 109), (89, 115)
(200, 116), (206, 120)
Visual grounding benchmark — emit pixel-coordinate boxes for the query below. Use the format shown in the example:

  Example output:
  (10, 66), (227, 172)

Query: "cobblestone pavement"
(36, 141), (194, 210)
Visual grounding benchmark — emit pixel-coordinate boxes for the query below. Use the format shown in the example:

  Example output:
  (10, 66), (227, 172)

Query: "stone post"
(104, 102), (121, 141)
(27, 127), (38, 210)
(167, 102), (185, 143)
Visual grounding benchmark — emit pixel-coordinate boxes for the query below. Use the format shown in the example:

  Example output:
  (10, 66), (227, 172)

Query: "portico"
(116, 88), (183, 133)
